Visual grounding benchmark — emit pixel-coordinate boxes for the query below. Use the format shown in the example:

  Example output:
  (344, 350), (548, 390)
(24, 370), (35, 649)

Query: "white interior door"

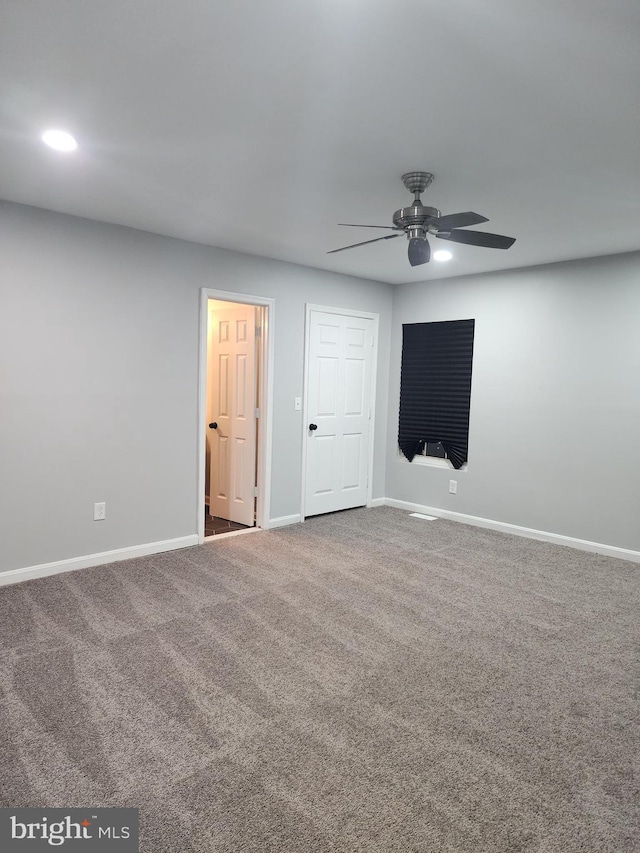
(208, 302), (257, 526)
(304, 310), (375, 517)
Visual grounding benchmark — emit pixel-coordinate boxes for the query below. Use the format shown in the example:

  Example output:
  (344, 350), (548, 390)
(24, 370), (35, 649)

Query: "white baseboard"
(383, 498), (640, 564)
(6, 500), (636, 588)
(266, 514), (301, 529)
(0, 535), (200, 587)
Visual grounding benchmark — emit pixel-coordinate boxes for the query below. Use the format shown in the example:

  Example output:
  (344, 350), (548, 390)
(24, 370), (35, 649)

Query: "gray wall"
(0, 201), (392, 573)
(387, 251), (640, 552)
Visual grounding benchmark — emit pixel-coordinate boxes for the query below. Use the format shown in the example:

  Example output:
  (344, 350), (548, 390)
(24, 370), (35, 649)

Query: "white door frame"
(197, 288), (275, 542)
(301, 304), (379, 523)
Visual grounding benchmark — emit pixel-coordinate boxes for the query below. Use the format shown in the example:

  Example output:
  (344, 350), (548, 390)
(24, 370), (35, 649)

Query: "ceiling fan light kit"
(408, 236), (431, 267)
(328, 172), (516, 267)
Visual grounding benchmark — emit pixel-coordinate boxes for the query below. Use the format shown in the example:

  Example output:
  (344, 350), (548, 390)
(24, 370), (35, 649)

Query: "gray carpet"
(0, 507), (638, 851)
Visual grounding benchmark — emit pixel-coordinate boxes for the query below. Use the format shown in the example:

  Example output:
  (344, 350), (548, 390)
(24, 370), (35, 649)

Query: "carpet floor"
(0, 507), (638, 851)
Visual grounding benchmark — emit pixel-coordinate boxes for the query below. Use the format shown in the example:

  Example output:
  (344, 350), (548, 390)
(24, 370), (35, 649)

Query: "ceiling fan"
(328, 172), (516, 266)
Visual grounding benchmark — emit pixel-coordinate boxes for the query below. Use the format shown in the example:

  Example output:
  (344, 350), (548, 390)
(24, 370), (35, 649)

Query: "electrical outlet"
(93, 501), (106, 521)
(449, 480), (457, 495)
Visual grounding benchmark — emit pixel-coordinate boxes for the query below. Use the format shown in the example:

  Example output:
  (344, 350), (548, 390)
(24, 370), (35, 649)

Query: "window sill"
(398, 453), (468, 472)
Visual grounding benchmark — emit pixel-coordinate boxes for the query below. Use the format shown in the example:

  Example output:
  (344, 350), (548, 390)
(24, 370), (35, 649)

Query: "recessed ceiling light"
(42, 129), (77, 152)
(433, 250), (452, 262)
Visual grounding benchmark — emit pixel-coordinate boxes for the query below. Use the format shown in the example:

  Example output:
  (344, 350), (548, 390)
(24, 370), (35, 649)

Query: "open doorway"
(197, 290), (274, 543)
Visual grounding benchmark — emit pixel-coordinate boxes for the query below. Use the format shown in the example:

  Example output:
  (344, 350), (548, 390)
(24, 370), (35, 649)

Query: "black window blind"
(398, 319), (475, 469)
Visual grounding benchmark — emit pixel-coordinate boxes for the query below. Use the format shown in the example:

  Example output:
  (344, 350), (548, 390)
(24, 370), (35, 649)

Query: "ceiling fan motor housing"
(393, 204), (440, 241)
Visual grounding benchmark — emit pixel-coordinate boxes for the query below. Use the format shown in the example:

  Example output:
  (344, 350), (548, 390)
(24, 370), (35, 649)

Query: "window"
(419, 441), (447, 460)
(398, 319), (475, 470)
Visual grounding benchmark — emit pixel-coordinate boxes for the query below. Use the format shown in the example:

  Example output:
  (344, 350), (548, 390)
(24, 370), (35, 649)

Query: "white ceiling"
(1, 0), (639, 285)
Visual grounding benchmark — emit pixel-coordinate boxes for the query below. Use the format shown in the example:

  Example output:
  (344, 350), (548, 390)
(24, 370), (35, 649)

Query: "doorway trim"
(197, 288), (275, 542)
(300, 304), (379, 523)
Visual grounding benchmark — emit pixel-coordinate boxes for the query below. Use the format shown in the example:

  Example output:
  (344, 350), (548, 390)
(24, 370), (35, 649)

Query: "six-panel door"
(208, 303), (257, 526)
(304, 311), (374, 517)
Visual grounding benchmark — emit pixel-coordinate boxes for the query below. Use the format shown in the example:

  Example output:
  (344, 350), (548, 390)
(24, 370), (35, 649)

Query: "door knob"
(209, 422), (218, 429)
(309, 423), (318, 431)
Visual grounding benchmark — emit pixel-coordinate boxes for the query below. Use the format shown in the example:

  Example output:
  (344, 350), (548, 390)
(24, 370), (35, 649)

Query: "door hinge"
(253, 486), (259, 498)
(255, 407), (260, 419)
(255, 325), (262, 338)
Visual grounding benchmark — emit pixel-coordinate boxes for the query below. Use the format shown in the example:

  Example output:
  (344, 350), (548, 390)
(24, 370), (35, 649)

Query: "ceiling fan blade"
(433, 211), (489, 230)
(437, 229), (516, 249)
(338, 223), (400, 230)
(408, 237), (430, 266)
(327, 233), (402, 254)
